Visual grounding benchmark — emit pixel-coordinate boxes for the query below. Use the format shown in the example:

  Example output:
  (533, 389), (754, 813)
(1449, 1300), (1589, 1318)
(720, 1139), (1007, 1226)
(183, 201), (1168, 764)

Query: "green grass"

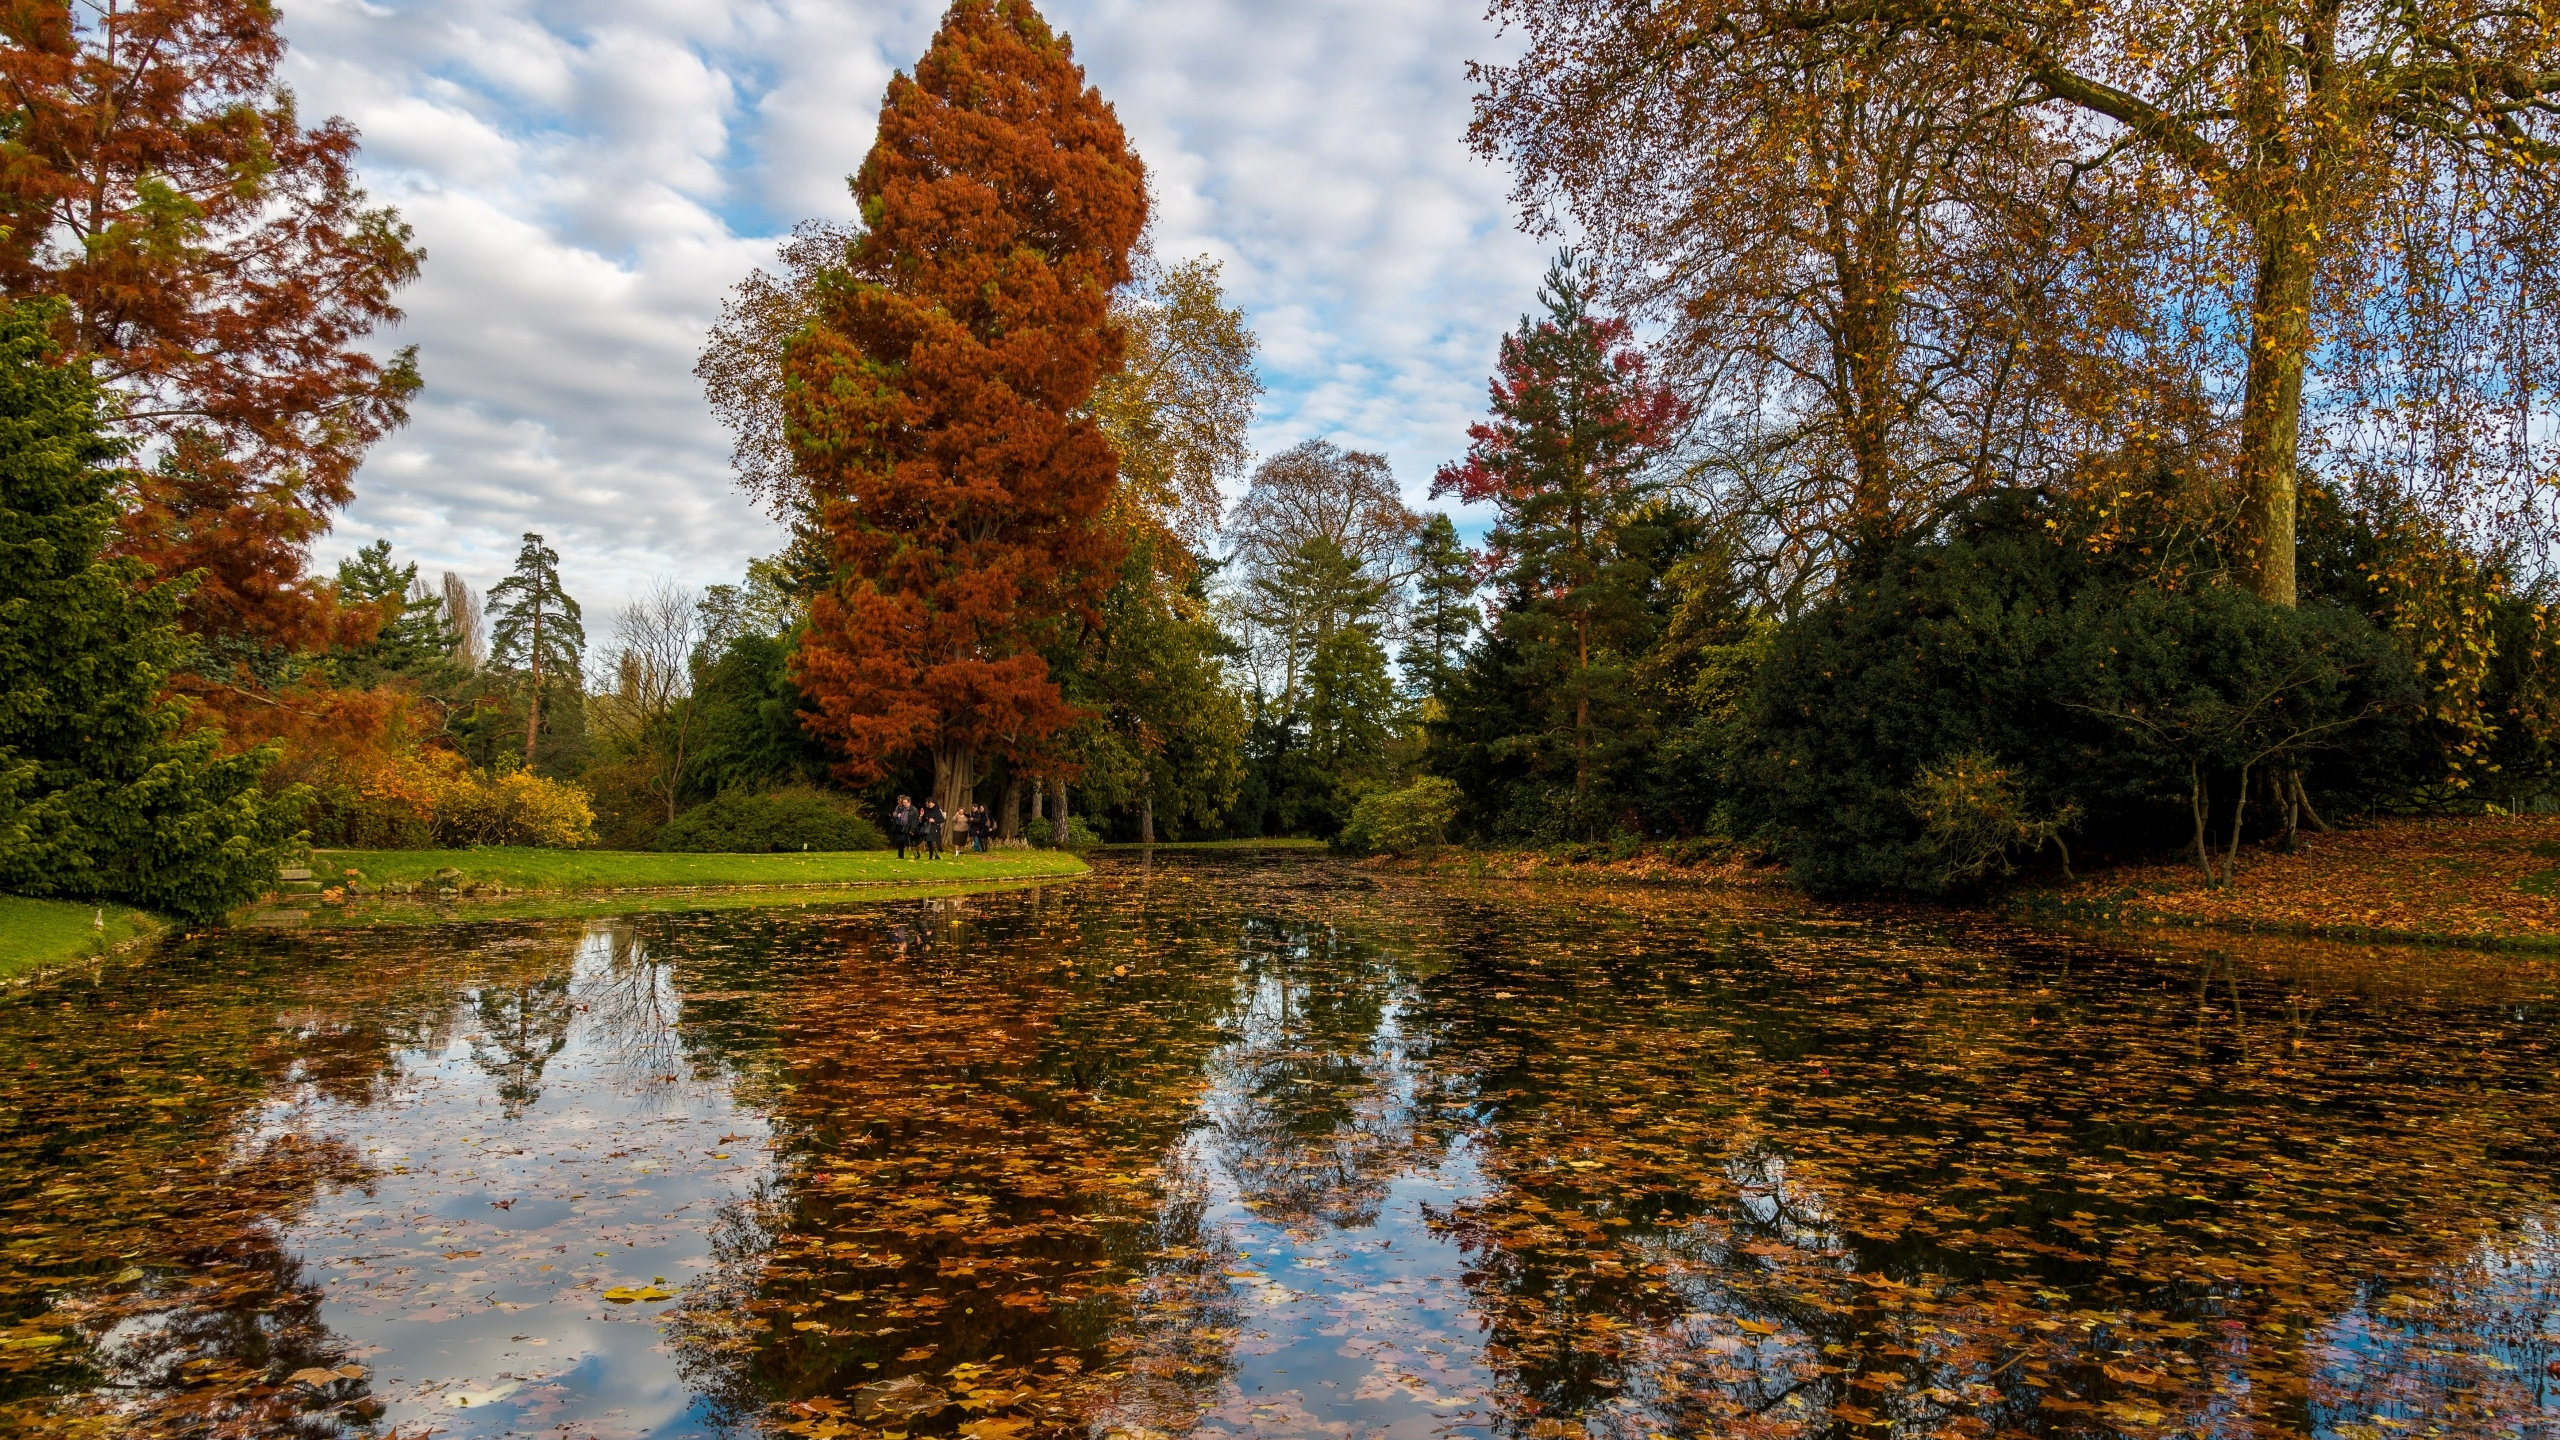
(268, 879), (1071, 931)
(313, 847), (1088, 893)
(0, 896), (166, 980)
(1092, 837), (1327, 852)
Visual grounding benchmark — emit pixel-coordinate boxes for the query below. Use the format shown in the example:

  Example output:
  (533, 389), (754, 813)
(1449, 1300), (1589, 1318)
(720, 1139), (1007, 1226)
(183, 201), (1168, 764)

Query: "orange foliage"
(2038, 815), (2560, 946)
(788, 0), (1146, 796)
(0, 0), (422, 651)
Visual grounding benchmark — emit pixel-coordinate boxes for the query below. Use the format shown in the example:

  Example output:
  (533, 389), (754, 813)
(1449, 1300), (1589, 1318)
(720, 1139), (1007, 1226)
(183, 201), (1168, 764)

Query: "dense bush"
(430, 763), (598, 849)
(1741, 491), (2420, 896)
(1339, 776), (1463, 856)
(302, 748), (595, 849)
(0, 301), (306, 921)
(656, 788), (887, 853)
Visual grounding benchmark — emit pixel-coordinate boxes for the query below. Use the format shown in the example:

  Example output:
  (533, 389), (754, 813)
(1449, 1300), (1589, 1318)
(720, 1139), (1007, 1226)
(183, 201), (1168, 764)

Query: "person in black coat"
(919, 799), (946, 860)
(890, 796), (917, 860)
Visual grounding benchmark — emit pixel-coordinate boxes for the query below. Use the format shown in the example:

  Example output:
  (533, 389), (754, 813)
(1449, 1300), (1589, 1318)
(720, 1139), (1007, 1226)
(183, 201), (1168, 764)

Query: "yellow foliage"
(420, 755), (596, 849)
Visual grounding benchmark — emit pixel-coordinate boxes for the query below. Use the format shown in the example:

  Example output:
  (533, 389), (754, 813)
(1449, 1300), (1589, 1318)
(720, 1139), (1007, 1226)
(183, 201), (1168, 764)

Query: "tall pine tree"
(0, 301), (302, 921)
(788, 0), (1147, 841)
(1402, 514), (1478, 706)
(487, 532), (584, 769)
(1433, 253), (1686, 809)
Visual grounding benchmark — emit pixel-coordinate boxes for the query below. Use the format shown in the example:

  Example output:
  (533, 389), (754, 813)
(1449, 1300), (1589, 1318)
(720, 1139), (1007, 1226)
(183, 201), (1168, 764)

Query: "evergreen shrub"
(656, 788), (887, 854)
(0, 301), (306, 921)
(1741, 491), (2420, 896)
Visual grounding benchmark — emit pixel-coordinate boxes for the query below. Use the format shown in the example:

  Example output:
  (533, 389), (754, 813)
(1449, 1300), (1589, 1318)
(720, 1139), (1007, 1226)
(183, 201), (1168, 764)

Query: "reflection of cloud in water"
(253, 921), (775, 1439)
(2312, 1213), (2560, 1433)
(1197, 921), (1443, 1232)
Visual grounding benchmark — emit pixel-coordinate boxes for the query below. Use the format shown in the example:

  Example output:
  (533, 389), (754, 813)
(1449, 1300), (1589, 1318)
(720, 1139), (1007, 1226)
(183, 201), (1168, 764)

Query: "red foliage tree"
(1434, 255), (1686, 795)
(0, 0), (424, 658)
(788, 0), (1146, 829)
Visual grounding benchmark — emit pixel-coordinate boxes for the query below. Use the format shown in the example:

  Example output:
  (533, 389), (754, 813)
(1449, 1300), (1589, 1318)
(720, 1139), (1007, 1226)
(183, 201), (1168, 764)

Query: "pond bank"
(2016, 813), (2560, 952)
(309, 845), (1088, 895)
(0, 896), (168, 981)
(232, 846), (1092, 931)
(1373, 820), (2560, 953)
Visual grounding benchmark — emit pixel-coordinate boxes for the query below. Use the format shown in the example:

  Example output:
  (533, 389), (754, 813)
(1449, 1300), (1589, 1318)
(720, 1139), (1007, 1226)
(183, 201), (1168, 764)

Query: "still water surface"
(4, 854), (2559, 1439)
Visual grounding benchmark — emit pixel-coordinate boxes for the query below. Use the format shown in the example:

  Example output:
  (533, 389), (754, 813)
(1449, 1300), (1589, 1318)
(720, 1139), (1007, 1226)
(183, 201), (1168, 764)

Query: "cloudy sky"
(283, 0), (1553, 618)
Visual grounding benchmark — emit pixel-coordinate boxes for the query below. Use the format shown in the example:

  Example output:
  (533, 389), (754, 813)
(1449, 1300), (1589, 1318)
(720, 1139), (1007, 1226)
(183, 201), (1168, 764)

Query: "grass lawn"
(0, 896), (165, 980)
(313, 847), (1088, 893)
(275, 878), (1069, 931)
(1094, 837), (1326, 852)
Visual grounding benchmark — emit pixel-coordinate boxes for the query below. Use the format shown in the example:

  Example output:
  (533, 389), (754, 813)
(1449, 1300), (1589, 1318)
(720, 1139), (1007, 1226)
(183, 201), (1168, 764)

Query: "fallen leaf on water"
(959, 1418), (1034, 1440)
(286, 1367), (343, 1389)
(601, 1284), (675, 1304)
(856, 1375), (951, 1420)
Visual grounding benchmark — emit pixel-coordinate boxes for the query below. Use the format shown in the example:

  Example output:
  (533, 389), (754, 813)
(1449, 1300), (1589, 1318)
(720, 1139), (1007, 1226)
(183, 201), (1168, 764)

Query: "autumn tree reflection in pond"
(0, 856), (2556, 1439)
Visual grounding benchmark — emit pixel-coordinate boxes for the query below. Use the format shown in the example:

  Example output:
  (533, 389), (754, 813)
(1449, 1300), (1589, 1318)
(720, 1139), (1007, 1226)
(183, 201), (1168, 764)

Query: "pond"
(4, 852), (2558, 1439)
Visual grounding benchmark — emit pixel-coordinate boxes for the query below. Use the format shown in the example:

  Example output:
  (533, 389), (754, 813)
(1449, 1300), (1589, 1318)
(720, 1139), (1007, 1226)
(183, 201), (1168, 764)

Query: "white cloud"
(287, 0), (1544, 617)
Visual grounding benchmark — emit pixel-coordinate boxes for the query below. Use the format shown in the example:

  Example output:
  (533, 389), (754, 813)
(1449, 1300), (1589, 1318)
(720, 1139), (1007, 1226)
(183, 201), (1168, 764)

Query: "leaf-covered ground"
(2026, 816), (2560, 947)
(2, 854), (2557, 1439)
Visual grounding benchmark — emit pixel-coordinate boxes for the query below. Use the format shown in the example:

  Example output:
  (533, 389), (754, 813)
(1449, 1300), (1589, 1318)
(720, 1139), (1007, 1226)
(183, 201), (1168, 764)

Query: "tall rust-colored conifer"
(788, 0), (1146, 832)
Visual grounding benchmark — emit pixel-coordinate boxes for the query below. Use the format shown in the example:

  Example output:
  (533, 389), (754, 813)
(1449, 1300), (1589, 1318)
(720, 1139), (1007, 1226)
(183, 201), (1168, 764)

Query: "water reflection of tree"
(0, 928), (473, 1433)
(1200, 918), (1451, 1232)
(664, 875), (1258, 1437)
(1410, 889), (2560, 1440)
(465, 939), (582, 1116)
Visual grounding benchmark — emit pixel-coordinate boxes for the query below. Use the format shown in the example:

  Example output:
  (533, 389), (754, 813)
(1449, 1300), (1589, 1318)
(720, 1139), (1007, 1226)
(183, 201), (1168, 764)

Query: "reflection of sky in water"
(1182, 954), (1499, 1440)
(2310, 1217), (2560, 1437)
(252, 925), (773, 1439)
(35, 857), (2560, 1438)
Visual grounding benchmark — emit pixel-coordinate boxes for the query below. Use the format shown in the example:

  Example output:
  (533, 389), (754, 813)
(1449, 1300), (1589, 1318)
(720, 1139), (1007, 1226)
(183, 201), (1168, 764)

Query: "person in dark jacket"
(919, 799), (946, 860)
(891, 796), (917, 861)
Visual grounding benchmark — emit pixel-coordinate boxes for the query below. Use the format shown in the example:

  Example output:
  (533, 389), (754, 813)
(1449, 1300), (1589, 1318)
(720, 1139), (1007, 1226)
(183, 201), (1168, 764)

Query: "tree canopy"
(786, 0), (1149, 835)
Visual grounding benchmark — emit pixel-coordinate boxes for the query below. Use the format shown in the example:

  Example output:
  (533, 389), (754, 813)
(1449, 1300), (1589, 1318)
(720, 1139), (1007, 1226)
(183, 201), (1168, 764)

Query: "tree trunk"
(933, 741), (975, 850)
(2190, 765), (2213, 878)
(2225, 763), (2253, 882)
(1050, 775), (1069, 847)
(1574, 615), (1590, 797)
(1140, 770), (1155, 846)
(524, 602), (544, 769)
(1001, 774), (1023, 841)
(1031, 777), (1047, 823)
(2236, 228), (2311, 607)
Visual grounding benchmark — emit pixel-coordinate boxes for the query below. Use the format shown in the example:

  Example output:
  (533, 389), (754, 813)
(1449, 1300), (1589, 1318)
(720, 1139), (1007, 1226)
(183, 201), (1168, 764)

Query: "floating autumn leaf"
(856, 1376), (952, 1420)
(959, 1417), (1035, 1440)
(285, 1367), (344, 1389)
(601, 1284), (675, 1304)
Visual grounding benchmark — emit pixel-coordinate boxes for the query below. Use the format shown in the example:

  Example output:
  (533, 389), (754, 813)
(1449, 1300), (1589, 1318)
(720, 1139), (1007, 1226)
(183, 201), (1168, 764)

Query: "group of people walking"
(888, 796), (998, 859)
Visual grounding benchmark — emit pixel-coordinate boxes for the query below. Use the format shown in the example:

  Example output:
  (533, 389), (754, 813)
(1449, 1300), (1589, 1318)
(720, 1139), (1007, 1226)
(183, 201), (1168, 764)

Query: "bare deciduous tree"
(598, 580), (704, 827)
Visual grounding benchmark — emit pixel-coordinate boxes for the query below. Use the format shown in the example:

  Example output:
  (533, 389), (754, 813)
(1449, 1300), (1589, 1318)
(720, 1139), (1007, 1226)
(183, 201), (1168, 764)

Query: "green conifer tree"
(487, 533), (585, 769)
(335, 539), (457, 682)
(0, 301), (305, 921)
(1403, 514), (1478, 706)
